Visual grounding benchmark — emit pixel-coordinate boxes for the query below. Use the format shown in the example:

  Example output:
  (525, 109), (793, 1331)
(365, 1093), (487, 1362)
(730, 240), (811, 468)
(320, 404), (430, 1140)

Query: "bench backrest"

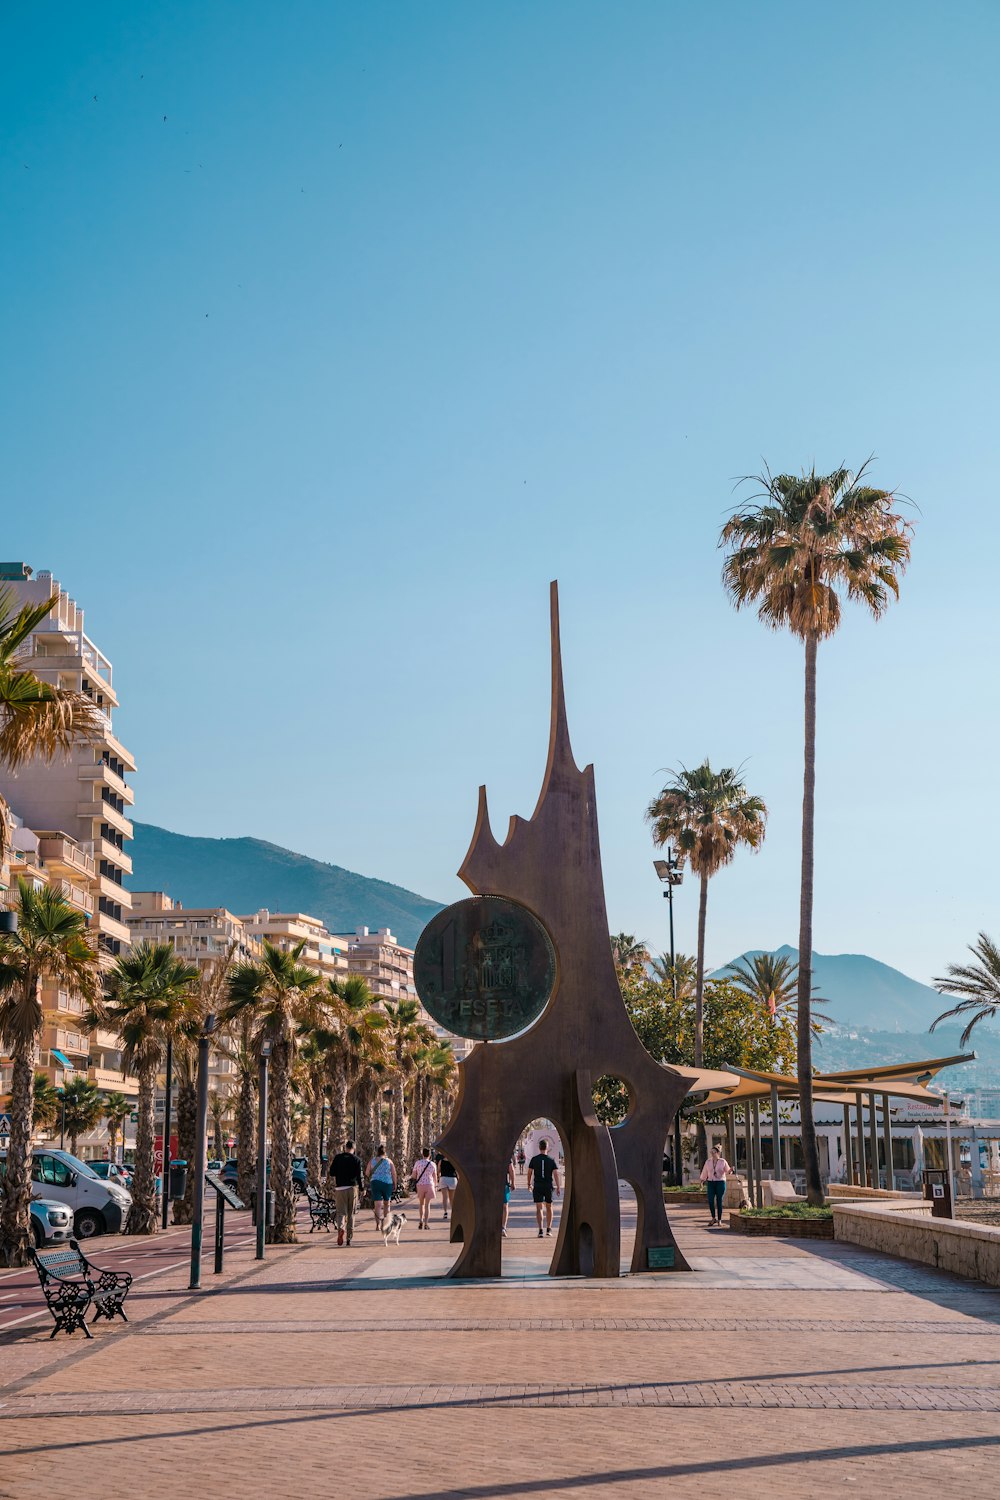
(34, 1244), (87, 1279)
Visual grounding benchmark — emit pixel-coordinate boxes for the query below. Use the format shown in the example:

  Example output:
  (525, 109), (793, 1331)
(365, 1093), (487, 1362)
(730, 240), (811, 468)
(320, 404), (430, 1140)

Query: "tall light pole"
(653, 850), (683, 999)
(189, 1012), (217, 1290)
(654, 850), (684, 1182)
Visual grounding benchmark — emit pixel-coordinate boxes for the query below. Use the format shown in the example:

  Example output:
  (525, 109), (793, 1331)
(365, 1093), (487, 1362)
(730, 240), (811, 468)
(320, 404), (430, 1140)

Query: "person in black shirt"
(327, 1139), (363, 1246)
(527, 1138), (561, 1238)
(436, 1154), (458, 1222)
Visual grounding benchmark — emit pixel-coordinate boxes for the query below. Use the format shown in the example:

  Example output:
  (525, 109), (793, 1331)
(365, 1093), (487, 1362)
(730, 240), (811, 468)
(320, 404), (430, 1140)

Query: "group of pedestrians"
(323, 1136), (565, 1244)
(323, 1139), (461, 1243)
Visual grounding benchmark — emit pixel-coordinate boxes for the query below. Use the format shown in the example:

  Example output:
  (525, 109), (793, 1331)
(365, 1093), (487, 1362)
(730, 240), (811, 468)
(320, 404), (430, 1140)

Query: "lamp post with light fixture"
(654, 851), (684, 1182)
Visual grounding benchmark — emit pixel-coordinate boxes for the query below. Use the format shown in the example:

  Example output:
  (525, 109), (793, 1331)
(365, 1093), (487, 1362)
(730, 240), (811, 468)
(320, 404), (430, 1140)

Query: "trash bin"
(251, 1189), (275, 1227)
(168, 1160), (189, 1201)
(922, 1167), (952, 1219)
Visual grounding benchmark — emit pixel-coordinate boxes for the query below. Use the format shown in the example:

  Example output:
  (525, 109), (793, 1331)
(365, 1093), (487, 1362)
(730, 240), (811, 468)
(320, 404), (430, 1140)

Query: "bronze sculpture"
(421, 582), (691, 1277)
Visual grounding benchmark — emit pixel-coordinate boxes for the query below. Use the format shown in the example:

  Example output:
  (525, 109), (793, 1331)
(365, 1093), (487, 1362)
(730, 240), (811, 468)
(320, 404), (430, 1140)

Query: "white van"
(0, 1148), (132, 1239)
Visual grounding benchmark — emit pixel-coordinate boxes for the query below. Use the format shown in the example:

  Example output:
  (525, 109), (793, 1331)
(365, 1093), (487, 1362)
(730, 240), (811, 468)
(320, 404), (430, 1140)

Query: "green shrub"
(740, 1204), (832, 1220)
(663, 1183), (704, 1193)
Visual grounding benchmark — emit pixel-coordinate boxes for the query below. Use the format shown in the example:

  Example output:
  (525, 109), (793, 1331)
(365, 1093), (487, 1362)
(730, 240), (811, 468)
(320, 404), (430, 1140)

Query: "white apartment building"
(0, 565), (139, 1135)
(241, 909), (349, 986)
(127, 892), (264, 1100)
(345, 925), (470, 1061)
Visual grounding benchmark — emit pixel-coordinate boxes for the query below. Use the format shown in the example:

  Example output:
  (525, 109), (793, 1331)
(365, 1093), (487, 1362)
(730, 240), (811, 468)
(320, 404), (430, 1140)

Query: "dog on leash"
(380, 1210), (407, 1247)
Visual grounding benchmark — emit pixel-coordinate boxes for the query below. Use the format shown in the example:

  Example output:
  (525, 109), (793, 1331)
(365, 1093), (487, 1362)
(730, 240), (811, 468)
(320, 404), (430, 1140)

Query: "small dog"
(380, 1210), (407, 1247)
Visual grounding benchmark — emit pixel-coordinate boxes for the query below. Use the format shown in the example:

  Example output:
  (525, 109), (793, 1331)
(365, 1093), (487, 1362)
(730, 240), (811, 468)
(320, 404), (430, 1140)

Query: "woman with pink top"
(699, 1144), (733, 1226)
(410, 1146), (438, 1229)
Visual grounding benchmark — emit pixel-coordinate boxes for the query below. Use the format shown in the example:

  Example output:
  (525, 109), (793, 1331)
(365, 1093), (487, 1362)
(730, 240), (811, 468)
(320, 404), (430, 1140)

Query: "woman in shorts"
(410, 1146), (438, 1229)
(437, 1154), (458, 1221)
(367, 1144), (397, 1230)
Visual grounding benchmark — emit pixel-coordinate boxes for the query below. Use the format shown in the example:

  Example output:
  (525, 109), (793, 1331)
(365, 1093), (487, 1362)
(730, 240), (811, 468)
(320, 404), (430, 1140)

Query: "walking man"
(327, 1138), (363, 1246)
(527, 1138), (560, 1238)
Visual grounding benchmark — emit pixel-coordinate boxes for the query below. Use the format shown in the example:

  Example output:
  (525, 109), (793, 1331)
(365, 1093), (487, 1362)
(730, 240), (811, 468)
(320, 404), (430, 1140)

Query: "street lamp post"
(653, 851), (684, 999)
(189, 1013), (217, 1290)
(256, 1040), (271, 1261)
(654, 852), (684, 1183)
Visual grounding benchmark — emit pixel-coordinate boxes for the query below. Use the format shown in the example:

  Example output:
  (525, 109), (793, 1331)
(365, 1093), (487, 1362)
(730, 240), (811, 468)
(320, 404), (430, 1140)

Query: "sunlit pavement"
(3, 1188), (1000, 1498)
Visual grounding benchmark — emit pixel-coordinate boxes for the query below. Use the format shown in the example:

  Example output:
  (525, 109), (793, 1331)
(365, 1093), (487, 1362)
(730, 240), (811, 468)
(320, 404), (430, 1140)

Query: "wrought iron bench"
(29, 1238), (133, 1338)
(304, 1184), (337, 1233)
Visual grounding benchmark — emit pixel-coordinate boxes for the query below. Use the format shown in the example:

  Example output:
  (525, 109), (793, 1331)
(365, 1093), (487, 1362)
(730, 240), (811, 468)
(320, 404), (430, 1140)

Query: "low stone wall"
(832, 1199), (1000, 1287)
(729, 1211), (834, 1239)
(827, 1184), (922, 1202)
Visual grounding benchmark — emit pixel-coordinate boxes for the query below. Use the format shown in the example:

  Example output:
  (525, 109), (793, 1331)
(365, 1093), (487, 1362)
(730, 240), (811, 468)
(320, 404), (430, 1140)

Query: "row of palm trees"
(0, 884), (457, 1261)
(644, 465), (912, 1204)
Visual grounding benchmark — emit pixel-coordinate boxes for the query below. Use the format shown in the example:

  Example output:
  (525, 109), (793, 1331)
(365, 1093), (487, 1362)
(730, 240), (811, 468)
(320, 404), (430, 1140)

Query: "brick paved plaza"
(3, 1189), (1000, 1499)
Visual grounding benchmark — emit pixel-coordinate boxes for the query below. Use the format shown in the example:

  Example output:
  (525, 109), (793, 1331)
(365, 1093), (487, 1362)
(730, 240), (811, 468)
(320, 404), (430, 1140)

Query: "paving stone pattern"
(4, 1191), (1000, 1498)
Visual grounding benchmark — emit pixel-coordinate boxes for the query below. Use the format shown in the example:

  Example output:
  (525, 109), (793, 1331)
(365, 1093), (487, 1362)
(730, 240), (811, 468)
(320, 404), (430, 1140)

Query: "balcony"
(79, 762), (135, 805)
(48, 879), (95, 916)
(37, 834), (96, 880)
(96, 910), (131, 944)
(97, 873), (132, 907)
(79, 798), (132, 840)
(96, 838), (132, 875)
(89, 1066), (139, 1094)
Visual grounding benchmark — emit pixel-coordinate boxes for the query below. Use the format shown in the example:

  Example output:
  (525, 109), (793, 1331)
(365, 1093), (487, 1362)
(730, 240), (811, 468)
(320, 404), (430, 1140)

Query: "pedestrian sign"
(0, 1112), (11, 1137)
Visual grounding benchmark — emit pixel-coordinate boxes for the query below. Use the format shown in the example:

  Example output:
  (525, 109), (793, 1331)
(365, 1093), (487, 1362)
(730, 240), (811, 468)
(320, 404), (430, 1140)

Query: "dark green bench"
(29, 1238), (133, 1338)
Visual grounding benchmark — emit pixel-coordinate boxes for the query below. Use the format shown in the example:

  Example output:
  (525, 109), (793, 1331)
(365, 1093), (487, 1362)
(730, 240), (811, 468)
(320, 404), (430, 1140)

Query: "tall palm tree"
(222, 939), (321, 1243)
(59, 1076), (103, 1156)
(90, 942), (200, 1235)
(0, 584), (102, 864)
(102, 1090), (130, 1164)
(610, 934), (649, 981)
(0, 878), (101, 1265)
(170, 948), (233, 1225)
(295, 1025), (330, 1188)
(382, 998), (420, 1180)
(647, 762), (767, 1067)
(208, 1087), (230, 1161)
(32, 1071), (61, 1133)
(322, 976), (385, 1157)
(649, 952), (697, 999)
(932, 934), (1000, 1045)
(721, 463), (911, 1202)
(728, 952), (835, 1029)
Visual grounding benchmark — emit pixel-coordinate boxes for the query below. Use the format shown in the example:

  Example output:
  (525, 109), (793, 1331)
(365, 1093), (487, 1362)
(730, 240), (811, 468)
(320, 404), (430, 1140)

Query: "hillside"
(129, 823), (443, 949)
(715, 944), (950, 1033)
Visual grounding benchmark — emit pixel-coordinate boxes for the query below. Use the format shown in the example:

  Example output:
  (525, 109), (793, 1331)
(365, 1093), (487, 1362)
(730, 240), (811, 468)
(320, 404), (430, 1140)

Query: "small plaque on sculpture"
(413, 895), (556, 1042)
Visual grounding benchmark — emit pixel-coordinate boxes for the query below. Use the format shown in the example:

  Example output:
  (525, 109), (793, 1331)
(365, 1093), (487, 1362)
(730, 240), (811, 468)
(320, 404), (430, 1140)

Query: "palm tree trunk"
(171, 1074), (196, 1225)
(306, 1084), (322, 1187)
(391, 1073), (406, 1180)
(328, 1062), (348, 1155)
(69, 1127), (79, 1157)
(236, 1071), (257, 1204)
(268, 1037), (296, 1243)
(407, 1077), (421, 1169)
(694, 870), (709, 1068)
(798, 632), (823, 1205)
(109, 1121), (118, 1163)
(213, 1112), (224, 1160)
(0, 1040), (37, 1265)
(127, 1060), (159, 1235)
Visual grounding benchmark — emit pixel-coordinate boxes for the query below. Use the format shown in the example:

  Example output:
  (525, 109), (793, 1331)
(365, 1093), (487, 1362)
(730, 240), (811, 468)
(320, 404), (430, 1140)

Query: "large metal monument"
(415, 582), (691, 1278)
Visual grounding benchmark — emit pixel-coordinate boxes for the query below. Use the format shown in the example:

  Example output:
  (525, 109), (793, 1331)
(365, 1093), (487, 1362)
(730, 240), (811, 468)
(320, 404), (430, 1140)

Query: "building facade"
(345, 925), (470, 1061)
(241, 909), (349, 986)
(0, 566), (139, 1148)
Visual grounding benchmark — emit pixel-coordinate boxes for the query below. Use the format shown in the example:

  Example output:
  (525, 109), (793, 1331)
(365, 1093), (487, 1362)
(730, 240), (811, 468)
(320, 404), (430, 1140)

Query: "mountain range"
(129, 823), (443, 949)
(715, 943), (951, 1033)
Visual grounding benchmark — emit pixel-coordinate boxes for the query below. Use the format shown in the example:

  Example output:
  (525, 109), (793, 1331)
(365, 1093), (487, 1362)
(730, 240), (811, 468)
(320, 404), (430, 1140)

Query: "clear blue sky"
(3, 3), (998, 985)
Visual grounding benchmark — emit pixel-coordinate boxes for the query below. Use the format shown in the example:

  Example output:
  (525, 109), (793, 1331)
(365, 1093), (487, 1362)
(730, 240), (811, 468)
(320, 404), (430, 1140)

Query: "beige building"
(0, 564), (139, 1136)
(127, 892), (264, 1105)
(0, 564), (135, 964)
(345, 925), (470, 1061)
(241, 909), (349, 985)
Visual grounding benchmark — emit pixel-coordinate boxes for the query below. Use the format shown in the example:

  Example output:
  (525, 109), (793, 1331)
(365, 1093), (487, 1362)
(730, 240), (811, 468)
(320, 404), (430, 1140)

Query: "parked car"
(0, 1148), (131, 1239)
(220, 1158), (309, 1194)
(207, 1158), (225, 1174)
(88, 1161), (133, 1191)
(0, 1184), (74, 1248)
